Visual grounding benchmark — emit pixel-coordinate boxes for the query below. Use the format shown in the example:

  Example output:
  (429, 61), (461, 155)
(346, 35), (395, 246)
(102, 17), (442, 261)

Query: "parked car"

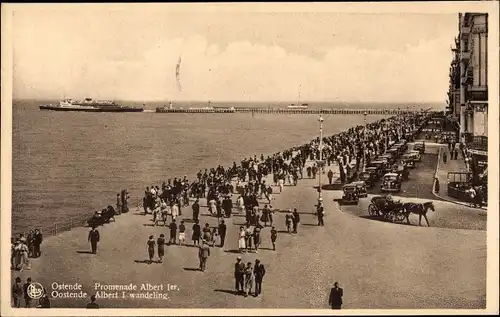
(409, 150), (422, 162)
(381, 172), (402, 192)
(413, 141), (426, 154)
(359, 170), (376, 188)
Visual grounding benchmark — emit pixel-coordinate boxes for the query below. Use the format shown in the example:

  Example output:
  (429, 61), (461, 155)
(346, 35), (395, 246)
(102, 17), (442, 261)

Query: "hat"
(237, 256), (242, 260)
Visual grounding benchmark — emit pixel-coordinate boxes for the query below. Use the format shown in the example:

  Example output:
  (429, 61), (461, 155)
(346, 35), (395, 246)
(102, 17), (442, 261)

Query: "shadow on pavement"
(134, 260), (155, 264)
(183, 267), (200, 272)
(76, 250), (93, 254)
(359, 215), (417, 227)
(214, 289), (239, 296)
(224, 249), (243, 254)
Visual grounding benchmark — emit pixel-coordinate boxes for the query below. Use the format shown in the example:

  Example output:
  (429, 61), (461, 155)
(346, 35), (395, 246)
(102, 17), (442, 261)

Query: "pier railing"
(12, 212), (93, 240)
(156, 107), (428, 115)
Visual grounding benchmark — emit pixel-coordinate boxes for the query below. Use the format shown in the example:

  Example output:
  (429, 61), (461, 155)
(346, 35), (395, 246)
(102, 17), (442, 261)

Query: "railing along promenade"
(155, 107), (428, 115)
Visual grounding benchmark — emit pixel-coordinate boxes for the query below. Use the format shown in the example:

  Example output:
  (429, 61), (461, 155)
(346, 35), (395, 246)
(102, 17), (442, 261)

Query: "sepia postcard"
(1, 1), (498, 316)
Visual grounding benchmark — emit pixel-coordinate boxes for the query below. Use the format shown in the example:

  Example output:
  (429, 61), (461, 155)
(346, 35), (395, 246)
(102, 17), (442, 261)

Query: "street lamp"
(363, 111), (367, 172)
(317, 115), (324, 204)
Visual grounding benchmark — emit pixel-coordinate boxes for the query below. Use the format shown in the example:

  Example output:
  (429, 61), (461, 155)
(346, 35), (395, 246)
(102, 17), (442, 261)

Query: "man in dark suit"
(88, 226), (100, 255)
(218, 220), (227, 247)
(253, 259), (266, 297)
(292, 208), (300, 233)
(234, 257), (245, 294)
(329, 282), (343, 309)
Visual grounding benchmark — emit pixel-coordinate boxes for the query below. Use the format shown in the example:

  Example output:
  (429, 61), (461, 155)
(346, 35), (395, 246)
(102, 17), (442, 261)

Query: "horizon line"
(12, 98), (445, 104)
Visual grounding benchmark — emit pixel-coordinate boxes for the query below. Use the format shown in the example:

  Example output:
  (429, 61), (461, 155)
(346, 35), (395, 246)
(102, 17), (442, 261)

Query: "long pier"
(155, 107), (427, 115)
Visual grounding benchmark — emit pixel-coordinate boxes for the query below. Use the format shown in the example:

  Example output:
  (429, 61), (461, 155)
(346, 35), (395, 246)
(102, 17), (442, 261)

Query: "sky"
(9, 5), (459, 103)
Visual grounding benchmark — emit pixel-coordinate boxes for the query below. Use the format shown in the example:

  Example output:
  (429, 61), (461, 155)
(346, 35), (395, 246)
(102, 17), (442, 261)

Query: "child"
(178, 221), (186, 245)
(270, 226), (277, 251)
(211, 227), (220, 247)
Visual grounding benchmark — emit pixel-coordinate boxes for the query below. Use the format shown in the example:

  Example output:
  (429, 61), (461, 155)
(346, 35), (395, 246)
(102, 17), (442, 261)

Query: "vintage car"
(409, 150), (422, 162)
(386, 149), (399, 162)
(365, 166), (381, 182)
(368, 160), (389, 177)
(381, 172), (402, 192)
(401, 154), (416, 168)
(341, 183), (360, 205)
(391, 164), (410, 181)
(378, 154), (395, 166)
(413, 141), (426, 154)
(350, 180), (368, 198)
(359, 170), (376, 188)
(395, 141), (408, 153)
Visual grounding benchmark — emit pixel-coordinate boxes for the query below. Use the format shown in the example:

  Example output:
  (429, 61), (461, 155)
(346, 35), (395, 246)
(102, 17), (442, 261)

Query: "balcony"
(470, 136), (487, 152)
(467, 86), (488, 102)
(462, 132), (474, 143)
(460, 25), (471, 39)
(460, 50), (471, 62)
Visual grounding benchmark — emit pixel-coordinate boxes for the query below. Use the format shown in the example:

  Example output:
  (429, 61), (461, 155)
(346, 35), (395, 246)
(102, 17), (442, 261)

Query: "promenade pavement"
(434, 144), (487, 210)
(10, 164), (486, 309)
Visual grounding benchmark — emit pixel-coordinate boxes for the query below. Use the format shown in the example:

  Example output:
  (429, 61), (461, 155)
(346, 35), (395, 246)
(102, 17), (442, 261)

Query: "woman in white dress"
(237, 195), (245, 213)
(238, 226), (246, 252)
(171, 202), (179, 221)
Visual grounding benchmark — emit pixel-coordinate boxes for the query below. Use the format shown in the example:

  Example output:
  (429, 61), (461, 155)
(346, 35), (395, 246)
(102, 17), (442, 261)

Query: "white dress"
(238, 231), (246, 249)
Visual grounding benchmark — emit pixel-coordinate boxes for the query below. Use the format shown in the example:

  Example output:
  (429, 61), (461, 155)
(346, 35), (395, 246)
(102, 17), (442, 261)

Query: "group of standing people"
(11, 230), (42, 271)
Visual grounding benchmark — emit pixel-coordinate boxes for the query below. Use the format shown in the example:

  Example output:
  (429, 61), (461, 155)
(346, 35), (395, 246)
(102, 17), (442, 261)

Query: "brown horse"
(402, 202), (435, 226)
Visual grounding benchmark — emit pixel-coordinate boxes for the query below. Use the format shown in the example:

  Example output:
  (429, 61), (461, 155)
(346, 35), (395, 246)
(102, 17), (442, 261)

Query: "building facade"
(447, 13), (488, 182)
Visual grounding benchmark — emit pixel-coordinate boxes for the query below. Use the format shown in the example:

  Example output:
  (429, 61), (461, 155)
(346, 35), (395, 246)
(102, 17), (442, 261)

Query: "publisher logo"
(27, 282), (44, 300)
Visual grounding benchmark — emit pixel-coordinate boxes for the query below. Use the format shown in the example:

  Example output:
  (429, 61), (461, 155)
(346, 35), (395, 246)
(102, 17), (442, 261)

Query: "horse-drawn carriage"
(367, 195), (405, 222)
(367, 196), (436, 226)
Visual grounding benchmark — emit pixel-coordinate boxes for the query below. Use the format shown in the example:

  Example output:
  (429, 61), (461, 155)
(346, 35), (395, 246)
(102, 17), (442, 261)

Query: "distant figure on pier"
(192, 220), (201, 246)
(88, 226), (100, 255)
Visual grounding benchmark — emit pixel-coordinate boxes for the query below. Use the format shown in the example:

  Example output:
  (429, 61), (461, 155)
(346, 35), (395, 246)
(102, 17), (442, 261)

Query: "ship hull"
(39, 105), (144, 112)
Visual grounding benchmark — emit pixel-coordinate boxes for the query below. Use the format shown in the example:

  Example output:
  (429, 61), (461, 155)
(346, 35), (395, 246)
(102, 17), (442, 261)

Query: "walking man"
(33, 229), (43, 258)
(317, 202), (325, 226)
(198, 239), (210, 272)
(234, 257), (245, 294)
(253, 259), (266, 297)
(292, 208), (300, 233)
(23, 277), (32, 308)
(328, 282), (343, 309)
(218, 220), (227, 248)
(192, 199), (200, 222)
(327, 169), (334, 185)
(88, 226), (100, 255)
(169, 219), (177, 245)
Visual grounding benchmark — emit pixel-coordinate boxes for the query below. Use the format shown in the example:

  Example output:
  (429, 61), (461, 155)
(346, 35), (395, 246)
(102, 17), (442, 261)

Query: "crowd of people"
(11, 229), (43, 272)
(12, 111), (430, 308)
(132, 112), (430, 297)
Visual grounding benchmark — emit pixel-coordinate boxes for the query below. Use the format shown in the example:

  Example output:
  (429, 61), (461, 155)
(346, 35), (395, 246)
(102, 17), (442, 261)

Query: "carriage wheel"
(394, 212), (406, 222)
(368, 204), (377, 216)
